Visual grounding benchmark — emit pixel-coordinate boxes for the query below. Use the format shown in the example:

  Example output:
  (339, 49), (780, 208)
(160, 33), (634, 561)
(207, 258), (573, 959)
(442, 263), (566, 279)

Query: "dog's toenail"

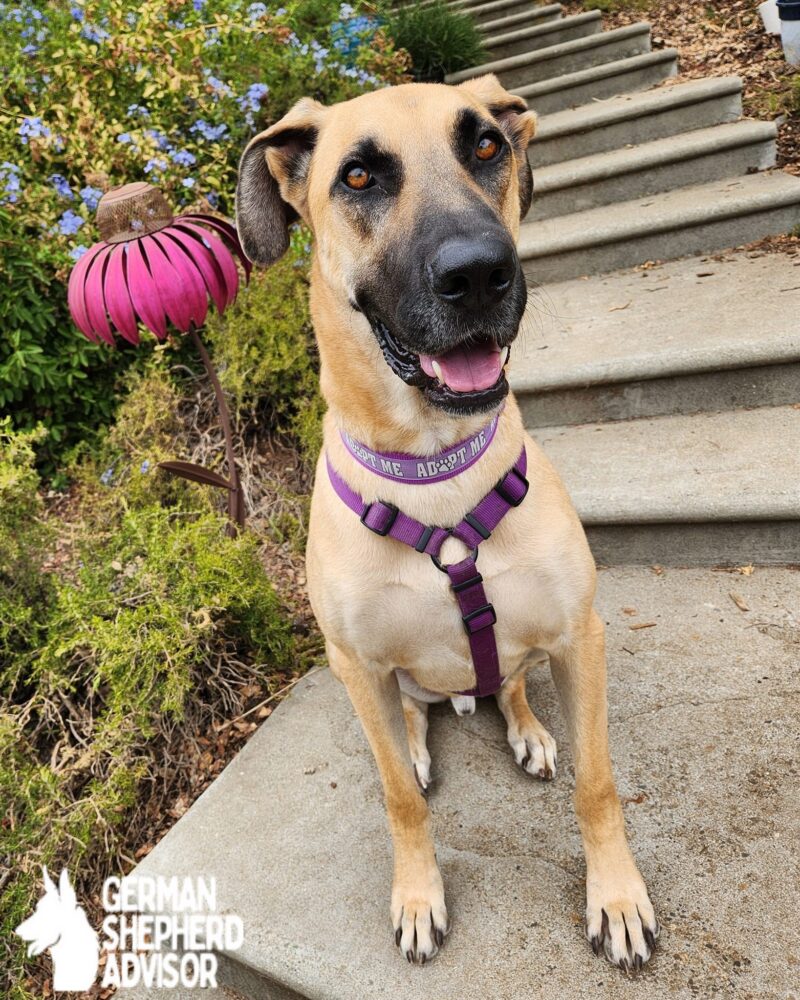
(395, 927), (402, 946)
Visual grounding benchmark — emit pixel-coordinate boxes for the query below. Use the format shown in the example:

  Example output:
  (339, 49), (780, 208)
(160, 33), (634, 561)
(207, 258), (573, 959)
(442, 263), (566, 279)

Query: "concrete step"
(446, 22), (652, 90)
(534, 405), (800, 564)
(528, 119), (777, 221)
(512, 251), (800, 426)
(126, 563), (800, 998)
(479, 5), (565, 34)
(530, 76), (742, 167)
(454, 0), (560, 27)
(512, 48), (678, 117)
(484, 10), (602, 60)
(518, 170), (800, 283)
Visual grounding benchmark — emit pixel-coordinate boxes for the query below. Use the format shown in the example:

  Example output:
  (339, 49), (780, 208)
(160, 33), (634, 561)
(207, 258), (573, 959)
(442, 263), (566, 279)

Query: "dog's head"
(14, 868), (77, 956)
(236, 77), (536, 417)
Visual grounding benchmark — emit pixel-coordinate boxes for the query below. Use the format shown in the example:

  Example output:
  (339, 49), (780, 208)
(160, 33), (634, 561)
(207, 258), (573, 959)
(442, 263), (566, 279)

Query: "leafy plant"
(207, 233), (325, 463)
(382, 0), (486, 81)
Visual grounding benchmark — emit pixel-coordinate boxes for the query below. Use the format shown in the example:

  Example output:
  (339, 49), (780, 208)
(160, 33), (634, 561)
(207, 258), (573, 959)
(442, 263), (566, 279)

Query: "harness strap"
(326, 446), (529, 698)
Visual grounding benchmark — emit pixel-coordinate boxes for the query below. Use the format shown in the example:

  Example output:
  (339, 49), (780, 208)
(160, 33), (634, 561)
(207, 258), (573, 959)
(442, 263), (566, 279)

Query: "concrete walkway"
(125, 567), (800, 1000)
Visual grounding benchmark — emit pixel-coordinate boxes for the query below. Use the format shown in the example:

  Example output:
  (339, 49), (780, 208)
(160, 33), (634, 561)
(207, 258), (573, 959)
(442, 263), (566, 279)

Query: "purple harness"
(326, 421), (529, 697)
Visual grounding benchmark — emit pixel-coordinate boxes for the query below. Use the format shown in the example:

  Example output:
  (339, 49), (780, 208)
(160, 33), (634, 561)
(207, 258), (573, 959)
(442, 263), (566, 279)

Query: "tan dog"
(236, 75), (658, 972)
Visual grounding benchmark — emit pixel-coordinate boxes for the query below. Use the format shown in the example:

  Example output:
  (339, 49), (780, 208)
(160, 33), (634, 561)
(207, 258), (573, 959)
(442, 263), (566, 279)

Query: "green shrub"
(1, 0), (409, 463)
(0, 413), (296, 996)
(382, 0), (486, 81)
(207, 234), (325, 463)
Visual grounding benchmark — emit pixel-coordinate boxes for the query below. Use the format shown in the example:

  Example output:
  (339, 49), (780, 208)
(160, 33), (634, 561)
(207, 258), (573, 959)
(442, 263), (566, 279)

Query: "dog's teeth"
(500, 346), (509, 368)
(431, 360), (445, 385)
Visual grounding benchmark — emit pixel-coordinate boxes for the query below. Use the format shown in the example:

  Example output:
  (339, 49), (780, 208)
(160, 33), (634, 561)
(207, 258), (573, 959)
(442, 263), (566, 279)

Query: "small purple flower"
(50, 173), (73, 199)
(80, 185), (103, 210)
(171, 148), (196, 168)
(145, 129), (172, 152)
(248, 2), (268, 21)
(70, 4), (84, 20)
(127, 103), (150, 118)
(182, 177), (195, 189)
(69, 244), (89, 261)
(143, 157), (168, 177)
(205, 191), (219, 208)
(140, 459), (150, 473)
(18, 115), (51, 144)
(117, 132), (133, 144)
(100, 467), (115, 486)
(192, 0), (205, 9)
(203, 69), (232, 98)
(22, 42), (38, 55)
(190, 119), (228, 142)
(57, 209), (85, 236)
(81, 23), (109, 43)
(0, 162), (21, 205)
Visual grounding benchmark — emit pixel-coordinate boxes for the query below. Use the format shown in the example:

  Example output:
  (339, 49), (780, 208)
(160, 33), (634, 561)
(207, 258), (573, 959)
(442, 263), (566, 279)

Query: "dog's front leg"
(549, 610), (659, 971)
(328, 643), (449, 963)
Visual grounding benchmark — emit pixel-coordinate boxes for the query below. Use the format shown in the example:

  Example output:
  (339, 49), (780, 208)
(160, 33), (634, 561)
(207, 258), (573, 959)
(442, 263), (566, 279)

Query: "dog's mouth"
(372, 320), (510, 414)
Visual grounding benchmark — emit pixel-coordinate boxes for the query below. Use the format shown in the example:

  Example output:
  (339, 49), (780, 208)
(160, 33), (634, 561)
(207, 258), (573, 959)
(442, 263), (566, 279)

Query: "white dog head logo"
(15, 867), (99, 992)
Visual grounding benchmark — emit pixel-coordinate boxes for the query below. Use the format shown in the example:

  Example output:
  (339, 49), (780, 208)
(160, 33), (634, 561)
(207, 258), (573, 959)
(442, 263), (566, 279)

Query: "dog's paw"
(585, 868), (659, 972)
(391, 871), (449, 964)
(508, 722), (557, 781)
(450, 694), (475, 717)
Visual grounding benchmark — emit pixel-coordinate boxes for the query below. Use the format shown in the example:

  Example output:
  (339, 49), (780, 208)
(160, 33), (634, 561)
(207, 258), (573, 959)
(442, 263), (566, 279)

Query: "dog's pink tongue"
(420, 342), (502, 392)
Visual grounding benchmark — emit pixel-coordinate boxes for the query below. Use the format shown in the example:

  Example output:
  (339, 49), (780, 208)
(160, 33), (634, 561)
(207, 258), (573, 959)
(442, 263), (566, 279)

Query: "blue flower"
(80, 185), (103, 210)
(21, 42), (37, 55)
(182, 177), (195, 189)
(339, 3), (354, 16)
(70, 4), (84, 20)
(50, 173), (73, 199)
(117, 132), (133, 144)
(145, 128), (172, 152)
(57, 209), (84, 236)
(69, 244), (88, 261)
(0, 162), (21, 205)
(171, 148), (196, 168)
(18, 115), (51, 144)
(127, 103), (150, 118)
(190, 119), (227, 141)
(205, 191), (219, 208)
(140, 460), (150, 473)
(100, 467), (115, 486)
(82, 23), (109, 43)
(192, 0), (205, 9)
(203, 69), (233, 99)
(248, 1), (267, 21)
(143, 157), (168, 177)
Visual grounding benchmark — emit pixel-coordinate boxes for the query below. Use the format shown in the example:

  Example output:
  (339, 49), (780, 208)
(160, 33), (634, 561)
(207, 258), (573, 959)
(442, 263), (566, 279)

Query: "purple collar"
(340, 413), (499, 485)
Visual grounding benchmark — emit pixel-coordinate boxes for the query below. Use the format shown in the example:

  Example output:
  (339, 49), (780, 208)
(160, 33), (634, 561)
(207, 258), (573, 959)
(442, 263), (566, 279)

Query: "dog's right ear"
(236, 97), (326, 266)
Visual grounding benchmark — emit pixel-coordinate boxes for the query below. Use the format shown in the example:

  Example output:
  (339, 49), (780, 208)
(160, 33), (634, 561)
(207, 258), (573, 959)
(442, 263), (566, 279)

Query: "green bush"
(207, 233), (325, 463)
(382, 0), (486, 81)
(0, 412), (296, 996)
(0, 0), (409, 462)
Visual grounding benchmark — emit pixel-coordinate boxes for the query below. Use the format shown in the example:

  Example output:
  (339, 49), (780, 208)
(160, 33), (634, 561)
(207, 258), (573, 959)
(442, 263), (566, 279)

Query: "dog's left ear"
(236, 97), (327, 266)
(457, 74), (537, 218)
(59, 869), (77, 909)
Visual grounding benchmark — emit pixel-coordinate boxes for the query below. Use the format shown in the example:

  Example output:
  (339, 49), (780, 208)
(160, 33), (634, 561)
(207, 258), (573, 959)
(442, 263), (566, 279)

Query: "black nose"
(427, 237), (516, 310)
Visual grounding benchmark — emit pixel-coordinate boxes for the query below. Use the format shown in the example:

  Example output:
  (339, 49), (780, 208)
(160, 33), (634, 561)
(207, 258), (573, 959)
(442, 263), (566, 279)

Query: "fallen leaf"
(729, 592), (750, 612)
(651, 565), (664, 576)
(629, 622), (657, 630)
(736, 564), (755, 576)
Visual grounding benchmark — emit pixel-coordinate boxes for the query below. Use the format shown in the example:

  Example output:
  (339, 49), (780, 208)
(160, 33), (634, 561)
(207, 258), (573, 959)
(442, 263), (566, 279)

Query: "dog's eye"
(343, 163), (373, 190)
(475, 133), (501, 162)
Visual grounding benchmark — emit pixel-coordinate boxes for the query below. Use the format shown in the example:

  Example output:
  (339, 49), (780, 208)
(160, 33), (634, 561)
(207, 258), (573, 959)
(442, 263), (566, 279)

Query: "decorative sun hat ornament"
(67, 182), (251, 533)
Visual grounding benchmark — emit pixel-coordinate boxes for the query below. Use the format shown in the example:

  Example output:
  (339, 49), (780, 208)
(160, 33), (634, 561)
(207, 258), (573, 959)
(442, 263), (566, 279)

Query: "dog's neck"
(310, 264), (504, 456)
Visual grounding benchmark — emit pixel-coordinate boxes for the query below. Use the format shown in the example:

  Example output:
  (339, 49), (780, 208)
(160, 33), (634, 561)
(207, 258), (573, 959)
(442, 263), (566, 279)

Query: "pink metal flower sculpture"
(67, 182), (251, 533)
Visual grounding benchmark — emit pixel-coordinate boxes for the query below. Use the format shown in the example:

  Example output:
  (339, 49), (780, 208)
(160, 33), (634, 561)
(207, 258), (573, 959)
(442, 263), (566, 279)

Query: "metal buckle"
(462, 603), (497, 634)
(494, 467), (529, 507)
(360, 500), (399, 536)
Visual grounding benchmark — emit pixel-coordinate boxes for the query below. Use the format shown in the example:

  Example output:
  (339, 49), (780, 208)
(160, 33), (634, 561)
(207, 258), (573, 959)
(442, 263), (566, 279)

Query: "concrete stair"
(448, 22), (653, 90)
(483, 10), (602, 60)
